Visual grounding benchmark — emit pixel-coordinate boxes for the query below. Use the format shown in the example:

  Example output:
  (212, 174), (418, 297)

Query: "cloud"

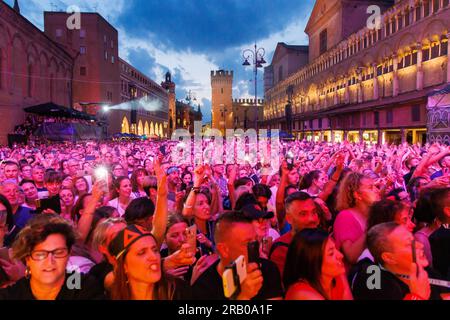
(9, 0), (315, 125)
(118, 28), (219, 122)
(8, 0), (126, 29)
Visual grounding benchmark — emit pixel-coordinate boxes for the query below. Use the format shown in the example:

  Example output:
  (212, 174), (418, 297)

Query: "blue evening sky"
(6, 0), (315, 123)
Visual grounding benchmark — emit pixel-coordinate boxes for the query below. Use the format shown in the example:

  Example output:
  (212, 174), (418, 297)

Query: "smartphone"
(412, 239), (419, 278)
(222, 255), (247, 299)
(286, 151), (294, 171)
(85, 155), (95, 161)
(35, 196), (62, 214)
(247, 241), (260, 266)
(185, 225), (197, 256)
(261, 236), (273, 257)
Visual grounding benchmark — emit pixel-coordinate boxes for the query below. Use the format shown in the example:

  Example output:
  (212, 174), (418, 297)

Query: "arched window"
(138, 120), (143, 135)
(121, 116), (130, 133)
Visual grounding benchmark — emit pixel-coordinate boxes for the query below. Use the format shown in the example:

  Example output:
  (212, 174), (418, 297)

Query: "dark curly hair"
(12, 214), (77, 262)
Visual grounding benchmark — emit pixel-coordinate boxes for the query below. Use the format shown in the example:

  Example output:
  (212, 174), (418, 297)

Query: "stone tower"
(211, 70), (233, 134)
(161, 71), (176, 136)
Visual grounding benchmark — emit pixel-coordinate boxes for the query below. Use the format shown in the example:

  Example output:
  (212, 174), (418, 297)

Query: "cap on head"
(108, 224), (153, 260)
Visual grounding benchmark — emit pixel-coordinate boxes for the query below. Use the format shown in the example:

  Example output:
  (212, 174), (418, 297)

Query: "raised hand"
(237, 263), (263, 300)
(408, 263), (431, 300)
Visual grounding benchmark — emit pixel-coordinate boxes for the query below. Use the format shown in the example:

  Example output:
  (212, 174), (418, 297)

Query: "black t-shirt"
(352, 262), (445, 300)
(0, 272), (106, 300)
(429, 226), (450, 280)
(88, 261), (114, 289)
(190, 258), (283, 300)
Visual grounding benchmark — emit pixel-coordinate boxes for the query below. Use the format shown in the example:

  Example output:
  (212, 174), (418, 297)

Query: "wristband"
(192, 187), (201, 194)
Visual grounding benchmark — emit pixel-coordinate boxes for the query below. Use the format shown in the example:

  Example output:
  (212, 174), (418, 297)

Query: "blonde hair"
(335, 172), (366, 212)
(91, 217), (126, 250)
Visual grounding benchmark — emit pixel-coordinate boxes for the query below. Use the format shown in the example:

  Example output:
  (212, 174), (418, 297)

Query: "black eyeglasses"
(30, 248), (69, 261)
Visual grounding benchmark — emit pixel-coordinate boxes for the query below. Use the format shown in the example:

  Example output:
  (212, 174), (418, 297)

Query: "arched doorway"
(144, 121), (149, 135)
(150, 122), (155, 136)
(138, 120), (143, 136)
(121, 116), (130, 133)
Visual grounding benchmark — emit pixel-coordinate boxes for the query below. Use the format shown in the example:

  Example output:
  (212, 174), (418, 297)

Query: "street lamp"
(242, 43), (266, 131)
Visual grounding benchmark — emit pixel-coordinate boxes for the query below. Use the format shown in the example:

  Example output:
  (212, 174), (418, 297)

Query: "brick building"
(211, 70), (264, 133)
(119, 59), (170, 137)
(44, 11), (172, 138)
(263, 0), (450, 145)
(0, 1), (73, 144)
(175, 100), (203, 133)
(44, 11), (121, 114)
(232, 98), (264, 130)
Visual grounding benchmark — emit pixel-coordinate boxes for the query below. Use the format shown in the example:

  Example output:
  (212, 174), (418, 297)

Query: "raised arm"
(151, 156), (168, 247)
(182, 165), (204, 218)
(412, 144), (440, 178)
(275, 161), (289, 228)
(227, 165), (237, 210)
(77, 180), (105, 243)
(318, 152), (345, 201)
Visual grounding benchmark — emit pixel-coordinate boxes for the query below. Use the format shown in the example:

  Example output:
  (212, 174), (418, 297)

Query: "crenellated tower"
(211, 70), (233, 133)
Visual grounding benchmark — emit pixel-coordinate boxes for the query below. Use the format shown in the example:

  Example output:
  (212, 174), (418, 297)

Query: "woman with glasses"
(0, 214), (105, 300)
(111, 163), (125, 179)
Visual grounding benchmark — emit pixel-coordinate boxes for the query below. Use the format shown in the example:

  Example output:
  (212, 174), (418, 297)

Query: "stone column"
(344, 76), (350, 104)
(416, 43), (424, 90)
(343, 130), (349, 142)
(357, 69), (363, 103)
(373, 64), (379, 100)
(393, 55), (399, 96)
(401, 128), (407, 144)
(377, 129), (383, 145)
(359, 130), (364, 144)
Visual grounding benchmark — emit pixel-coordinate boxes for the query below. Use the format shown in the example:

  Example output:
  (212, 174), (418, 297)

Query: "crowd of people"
(0, 138), (449, 300)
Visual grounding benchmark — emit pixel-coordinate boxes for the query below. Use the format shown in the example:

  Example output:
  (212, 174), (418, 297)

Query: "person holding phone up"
(191, 212), (283, 300)
(352, 222), (449, 300)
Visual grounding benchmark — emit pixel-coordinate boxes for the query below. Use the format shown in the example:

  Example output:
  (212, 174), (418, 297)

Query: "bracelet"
(183, 204), (193, 209)
(192, 187), (201, 194)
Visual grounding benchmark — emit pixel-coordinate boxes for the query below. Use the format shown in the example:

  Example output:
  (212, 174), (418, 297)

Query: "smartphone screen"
(185, 225), (197, 256)
(247, 241), (260, 265)
(412, 239), (419, 277)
